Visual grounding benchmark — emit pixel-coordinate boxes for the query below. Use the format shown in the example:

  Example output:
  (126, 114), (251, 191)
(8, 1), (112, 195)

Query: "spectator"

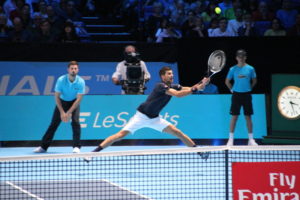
(201, 1), (220, 23)
(252, 1), (275, 21)
(6, 0), (25, 20)
(180, 10), (196, 37)
(189, 0), (207, 16)
(264, 18), (287, 36)
(58, 0), (81, 21)
(287, 13), (300, 36)
(27, 11), (42, 34)
(186, 16), (207, 38)
(0, 13), (11, 41)
(210, 17), (235, 37)
(227, 7), (244, 36)
(60, 20), (79, 43)
(36, 0), (47, 19)
(7, 16), (31, 42)
(223, 0), (244, 20)
(276, 0), (298, 29)
(32, 18), (59, 42)
(156, 21), (182, 42)
(169, 0), (187, 28)
(238, 12), (259, 36)
(164, 0), (187, 17)
(3, 0), (18, 18)
(207, 17), (219, 37)
(218, 0), (233, 16)
(145, 2), (166, 42)
(46, 4), (64, 31)
(19, 3), (31, 28)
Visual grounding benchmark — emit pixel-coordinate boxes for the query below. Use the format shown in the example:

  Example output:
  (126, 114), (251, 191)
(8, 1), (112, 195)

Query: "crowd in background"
(0, 0), (90, 42)
(0, 0), (300, 43)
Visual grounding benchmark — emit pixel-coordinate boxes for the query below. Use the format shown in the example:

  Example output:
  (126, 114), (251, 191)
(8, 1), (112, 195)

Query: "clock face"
(277, 86), (300, 120)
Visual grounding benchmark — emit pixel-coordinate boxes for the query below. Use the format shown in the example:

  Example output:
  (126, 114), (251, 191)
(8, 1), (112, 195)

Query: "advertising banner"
(0, 95), (267, 141)
(232, 162), (300, 200)
(0, 61), (179, 95)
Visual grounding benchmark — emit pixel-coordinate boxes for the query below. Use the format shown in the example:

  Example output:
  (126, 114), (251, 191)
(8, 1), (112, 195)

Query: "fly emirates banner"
(232, 162), (300, 200)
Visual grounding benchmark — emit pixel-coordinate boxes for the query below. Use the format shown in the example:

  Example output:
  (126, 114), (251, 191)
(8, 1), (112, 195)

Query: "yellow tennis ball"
(215, 7), (221, 14)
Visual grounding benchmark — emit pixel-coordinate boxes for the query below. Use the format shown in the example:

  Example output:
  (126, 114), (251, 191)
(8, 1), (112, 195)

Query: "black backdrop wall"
(1, 37), (300, 95)
(177, 37), (300, 94)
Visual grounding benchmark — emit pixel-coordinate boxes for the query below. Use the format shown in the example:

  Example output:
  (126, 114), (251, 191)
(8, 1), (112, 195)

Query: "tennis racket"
(207, 50), (226, 78)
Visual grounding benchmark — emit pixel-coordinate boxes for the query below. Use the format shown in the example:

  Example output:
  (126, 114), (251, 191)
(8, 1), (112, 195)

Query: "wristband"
(191, 87), (198, 93)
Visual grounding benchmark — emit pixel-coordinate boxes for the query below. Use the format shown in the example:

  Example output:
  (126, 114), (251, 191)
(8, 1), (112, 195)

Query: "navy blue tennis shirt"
(137, 82), (182, 118)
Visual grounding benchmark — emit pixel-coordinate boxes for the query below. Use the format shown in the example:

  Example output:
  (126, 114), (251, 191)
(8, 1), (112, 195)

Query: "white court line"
(6, 181), (44, 200)
(5, 179), (153, 200)
(101, 179), (154, 200)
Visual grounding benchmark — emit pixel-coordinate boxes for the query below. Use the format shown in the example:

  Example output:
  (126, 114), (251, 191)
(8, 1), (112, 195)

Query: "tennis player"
(225, 49), (258, 146)
(88, 66), (210, 160)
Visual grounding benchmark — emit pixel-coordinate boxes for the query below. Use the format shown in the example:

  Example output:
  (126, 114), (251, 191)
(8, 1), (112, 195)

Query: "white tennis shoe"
(248, 139), (258, 146)
(73, 147), (80, 153)
(226, 138), (234, 146)
(33, 146), (46, 153)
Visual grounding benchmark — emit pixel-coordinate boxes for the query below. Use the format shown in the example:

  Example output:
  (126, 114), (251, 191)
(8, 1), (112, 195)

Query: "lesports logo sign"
(232, 162), (300, 200)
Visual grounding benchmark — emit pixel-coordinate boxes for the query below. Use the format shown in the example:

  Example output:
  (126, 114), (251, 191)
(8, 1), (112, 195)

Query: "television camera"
(121, 52), (147, 94)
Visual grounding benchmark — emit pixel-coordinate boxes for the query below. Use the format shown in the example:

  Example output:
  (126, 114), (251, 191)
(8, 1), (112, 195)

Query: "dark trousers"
(40, 99), (81, 150)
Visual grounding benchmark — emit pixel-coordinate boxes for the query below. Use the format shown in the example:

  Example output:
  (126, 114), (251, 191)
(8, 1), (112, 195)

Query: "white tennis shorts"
(123, 111), (171, 134)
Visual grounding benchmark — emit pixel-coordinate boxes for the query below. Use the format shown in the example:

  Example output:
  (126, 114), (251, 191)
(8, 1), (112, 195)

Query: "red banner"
(232, 162), (300, 200)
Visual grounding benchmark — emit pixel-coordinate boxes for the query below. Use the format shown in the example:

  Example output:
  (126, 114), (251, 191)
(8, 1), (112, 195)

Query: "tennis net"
(1, 146), (300, 200)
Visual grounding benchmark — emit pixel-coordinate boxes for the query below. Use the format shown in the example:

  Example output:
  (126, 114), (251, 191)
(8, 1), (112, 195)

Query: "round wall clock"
(277, 86), (300, 120)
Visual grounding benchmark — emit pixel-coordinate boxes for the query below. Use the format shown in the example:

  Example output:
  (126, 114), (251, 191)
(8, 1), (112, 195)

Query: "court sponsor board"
(0, 95), (267, 140)
(232, 162), (300, 200)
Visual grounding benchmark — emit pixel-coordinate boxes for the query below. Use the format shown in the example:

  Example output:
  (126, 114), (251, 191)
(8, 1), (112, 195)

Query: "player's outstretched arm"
(166, 78), (209, 97)
(166, 88), (193, 97)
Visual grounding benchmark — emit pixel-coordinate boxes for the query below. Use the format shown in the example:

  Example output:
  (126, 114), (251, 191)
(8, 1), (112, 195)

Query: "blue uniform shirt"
(137, 82), (182, 118)
(226, 64), (256, 92)
(55, 74), (85, 101)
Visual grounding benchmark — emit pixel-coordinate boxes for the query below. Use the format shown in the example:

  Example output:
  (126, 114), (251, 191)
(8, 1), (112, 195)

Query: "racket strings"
(208, 51), (226, 73)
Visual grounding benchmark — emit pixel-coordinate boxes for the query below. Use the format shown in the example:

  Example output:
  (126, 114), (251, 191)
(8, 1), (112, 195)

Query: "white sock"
(248, 133), (253, 140)
(229, 133), (234, 139)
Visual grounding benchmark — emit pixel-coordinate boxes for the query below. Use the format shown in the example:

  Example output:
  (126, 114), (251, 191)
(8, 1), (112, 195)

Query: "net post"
(225, 149), (229, 200)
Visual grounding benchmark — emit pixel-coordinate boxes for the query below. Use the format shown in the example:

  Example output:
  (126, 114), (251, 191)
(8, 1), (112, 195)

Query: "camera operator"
(112, 45), (151, 94)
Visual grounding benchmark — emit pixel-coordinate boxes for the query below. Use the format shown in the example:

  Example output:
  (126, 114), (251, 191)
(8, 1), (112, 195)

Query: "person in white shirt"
(210, 17), (235, 37)
(112, 45), (151, 94)
(227, 8), (244, 36)
(156, 21), (182, 43)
